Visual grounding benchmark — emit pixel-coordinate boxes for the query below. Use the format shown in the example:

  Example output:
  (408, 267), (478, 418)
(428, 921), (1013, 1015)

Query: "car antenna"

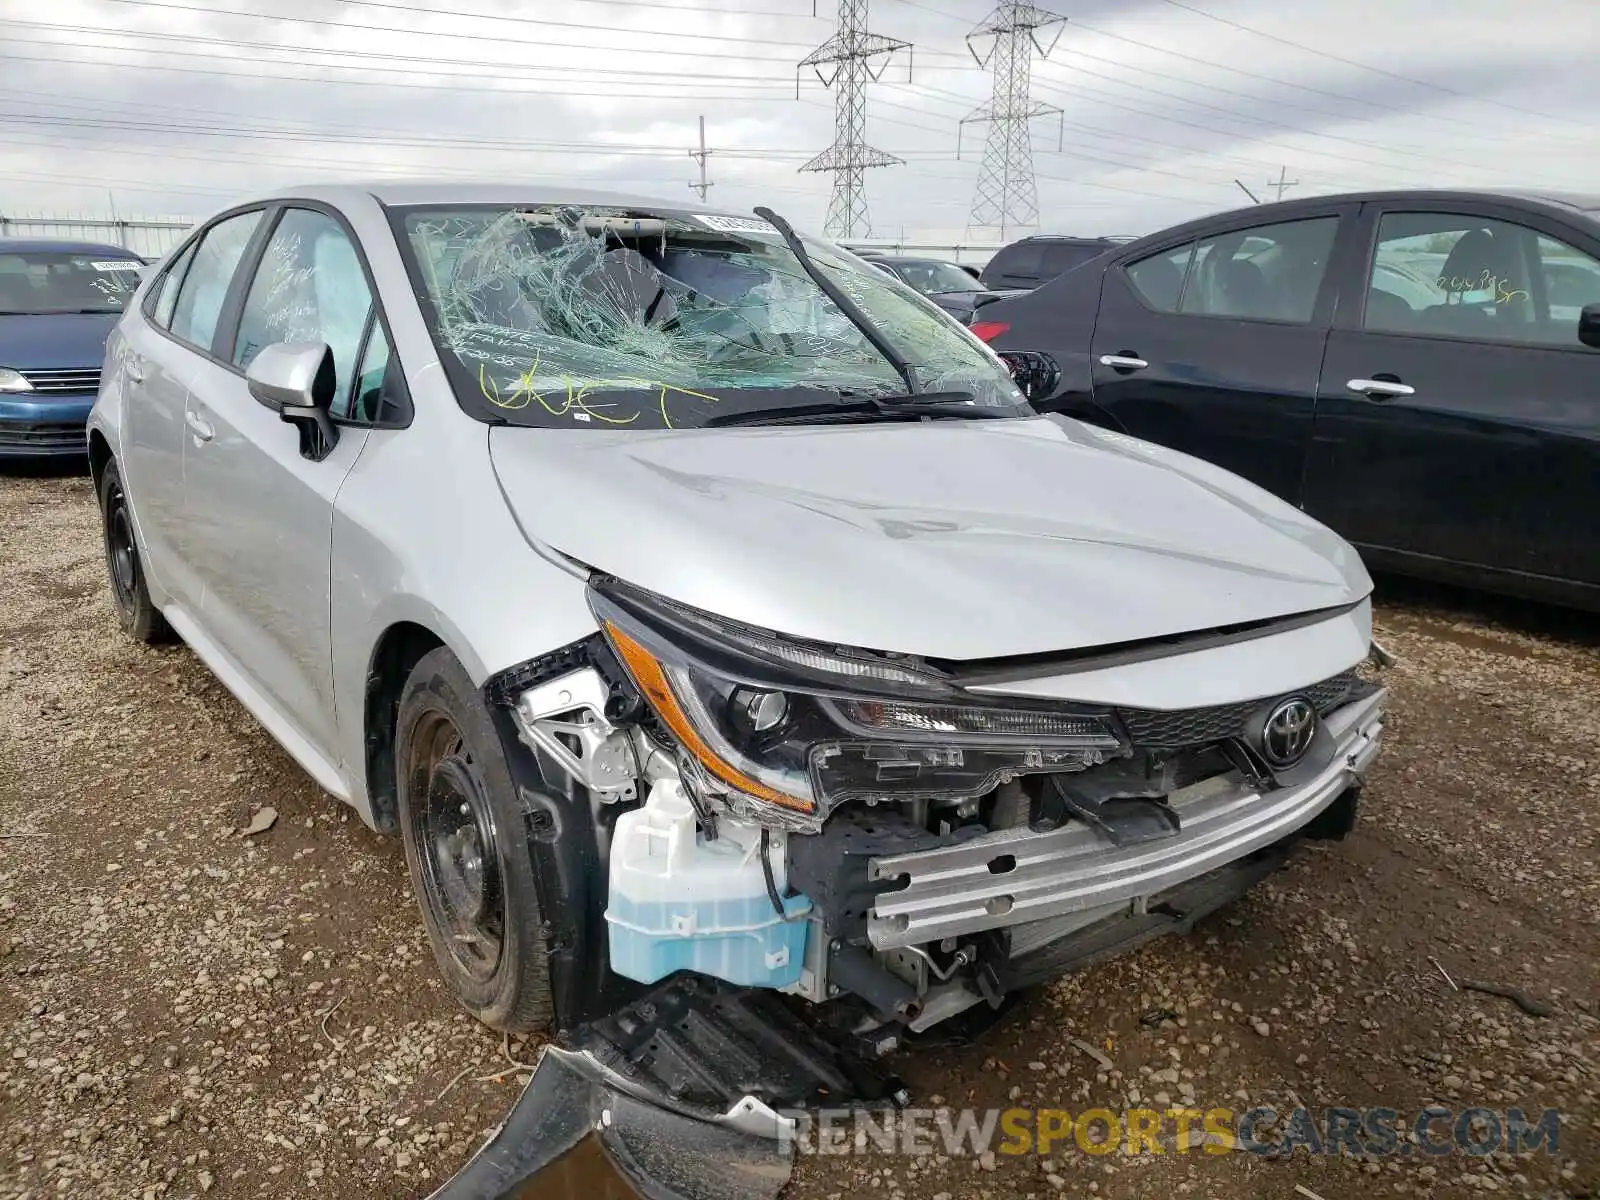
(752, 205), (919, 394)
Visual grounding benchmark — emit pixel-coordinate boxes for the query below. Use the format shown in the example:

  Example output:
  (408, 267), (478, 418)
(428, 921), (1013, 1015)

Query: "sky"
(0, 0), (1597, 246)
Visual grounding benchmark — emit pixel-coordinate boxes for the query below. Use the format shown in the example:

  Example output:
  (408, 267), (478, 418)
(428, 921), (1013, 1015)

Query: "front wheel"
(395, 646), (554, 1032)
(98, 459), (172, 644)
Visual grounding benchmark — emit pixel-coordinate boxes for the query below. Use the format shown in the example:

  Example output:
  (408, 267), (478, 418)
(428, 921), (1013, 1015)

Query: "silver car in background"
(89, 184), (1386, 1052)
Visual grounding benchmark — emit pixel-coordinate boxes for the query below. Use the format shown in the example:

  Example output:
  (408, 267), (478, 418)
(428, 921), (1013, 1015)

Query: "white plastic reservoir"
(606, 778), (811, 989)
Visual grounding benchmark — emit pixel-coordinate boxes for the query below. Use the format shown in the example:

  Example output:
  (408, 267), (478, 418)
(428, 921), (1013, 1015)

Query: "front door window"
(1364, 211), (1600, 347)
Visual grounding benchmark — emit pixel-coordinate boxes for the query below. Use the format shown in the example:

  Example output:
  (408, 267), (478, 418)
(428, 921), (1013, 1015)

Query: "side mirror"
(245, 341), (340, 460)
(1579, 303), (1600, 349)
(999, 350), (1061, 405)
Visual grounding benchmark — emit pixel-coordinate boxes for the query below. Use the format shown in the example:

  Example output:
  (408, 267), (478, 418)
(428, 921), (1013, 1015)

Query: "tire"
(395, 646), (554, 1033)
(98, 459), (173, 644)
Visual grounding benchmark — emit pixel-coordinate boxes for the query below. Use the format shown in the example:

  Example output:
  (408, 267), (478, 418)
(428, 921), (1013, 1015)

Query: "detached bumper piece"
(867, 689), (1386, 950)
(425, 1047), (788, 1200)
(429, 976), (903, 1200)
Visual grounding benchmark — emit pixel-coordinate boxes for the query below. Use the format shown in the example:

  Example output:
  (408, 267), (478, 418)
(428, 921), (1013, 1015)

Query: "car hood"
(488, 416), (1371, 661)
(0, 312), (119, 371)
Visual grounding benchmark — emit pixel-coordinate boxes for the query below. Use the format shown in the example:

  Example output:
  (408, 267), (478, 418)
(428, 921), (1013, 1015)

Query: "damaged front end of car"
(430, 578), (1387, 1200)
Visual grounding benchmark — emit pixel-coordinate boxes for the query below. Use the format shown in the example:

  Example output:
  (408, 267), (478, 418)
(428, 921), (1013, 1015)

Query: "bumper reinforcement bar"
(866, 689), (1386, 950)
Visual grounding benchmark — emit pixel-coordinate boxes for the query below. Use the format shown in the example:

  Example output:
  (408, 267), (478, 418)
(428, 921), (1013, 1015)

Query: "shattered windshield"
(392, 204), (1024, 429)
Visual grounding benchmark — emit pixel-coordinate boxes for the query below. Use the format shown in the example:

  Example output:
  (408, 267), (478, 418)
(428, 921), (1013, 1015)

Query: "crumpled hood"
(0, 313), (118, 372)
(489, 416), (1371, 661)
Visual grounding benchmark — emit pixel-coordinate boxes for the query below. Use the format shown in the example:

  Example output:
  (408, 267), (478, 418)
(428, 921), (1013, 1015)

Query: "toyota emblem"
(1260, 697), (1317, 767)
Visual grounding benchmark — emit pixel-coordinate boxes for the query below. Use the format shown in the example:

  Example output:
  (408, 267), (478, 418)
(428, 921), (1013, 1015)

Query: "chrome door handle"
(185, 410), (214, 442)
(125, 362), (145, 385)
(1099, 354), (1149, 371)
(1346, 378), (1415, 399)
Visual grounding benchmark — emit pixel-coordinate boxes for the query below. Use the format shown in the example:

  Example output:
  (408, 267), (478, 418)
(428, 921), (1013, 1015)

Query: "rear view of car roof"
(980, 235), (1120, 290)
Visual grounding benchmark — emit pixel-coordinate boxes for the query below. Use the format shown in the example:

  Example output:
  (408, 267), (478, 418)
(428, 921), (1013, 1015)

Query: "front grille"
(1117, 670), (1364, 748)
(19, 368), (101, 394)
(0, 421), (87, 449)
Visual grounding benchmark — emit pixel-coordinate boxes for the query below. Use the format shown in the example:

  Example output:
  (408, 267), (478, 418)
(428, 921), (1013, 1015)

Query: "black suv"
(979, 234), (1127, 290)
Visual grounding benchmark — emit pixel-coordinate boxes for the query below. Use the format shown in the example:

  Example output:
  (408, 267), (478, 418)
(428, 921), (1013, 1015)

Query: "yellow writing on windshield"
(479, 360), (720, 427)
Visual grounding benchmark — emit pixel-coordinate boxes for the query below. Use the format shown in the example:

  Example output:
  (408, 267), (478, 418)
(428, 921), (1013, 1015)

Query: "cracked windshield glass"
(398, 205), (1023, 429)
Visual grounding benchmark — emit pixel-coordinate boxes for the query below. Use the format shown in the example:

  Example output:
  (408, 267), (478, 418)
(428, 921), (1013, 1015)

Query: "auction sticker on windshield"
(695, 214), (778, 234)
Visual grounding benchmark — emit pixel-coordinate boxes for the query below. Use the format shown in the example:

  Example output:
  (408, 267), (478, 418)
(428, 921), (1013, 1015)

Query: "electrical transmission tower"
(798, 0), (910, 239)
(961, 2), (1066, 241)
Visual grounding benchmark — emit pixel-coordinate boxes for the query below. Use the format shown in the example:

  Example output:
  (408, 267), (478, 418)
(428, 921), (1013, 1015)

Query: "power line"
(886, 75), (1567, 195)
(1060, 19), (1591, 146)
(0, 124), (831, 199)
(885, 4), (1596, 155)
(0, 39), (805, 95)
(1025, 59), (1590, 191)
(88, 0), (827, 54)
(0, 90), (963, 165)
(1156, 0), (1591, 130)
(0, 103), (832, 158)
(0, 165), (232, 200)
(799, 0), (912, 238)
(961, 3), (1065, 240)
(0, 18), (806, 71)
(1028, 56), (1579, 179)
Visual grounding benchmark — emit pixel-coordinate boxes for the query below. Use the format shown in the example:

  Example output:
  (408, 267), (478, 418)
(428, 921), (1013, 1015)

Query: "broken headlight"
(590, 582), (1125, 824)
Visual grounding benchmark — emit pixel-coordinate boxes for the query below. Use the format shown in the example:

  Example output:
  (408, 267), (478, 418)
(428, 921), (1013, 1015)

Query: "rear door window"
(168, 210), (264, 354)
(1124, 244), (1195, 312)
(1180, 217), (1338, 323)
(148, 240), (198, 330)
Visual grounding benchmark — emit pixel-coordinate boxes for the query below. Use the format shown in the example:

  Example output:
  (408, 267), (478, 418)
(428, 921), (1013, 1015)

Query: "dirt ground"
(1, 465), (1596, 1200)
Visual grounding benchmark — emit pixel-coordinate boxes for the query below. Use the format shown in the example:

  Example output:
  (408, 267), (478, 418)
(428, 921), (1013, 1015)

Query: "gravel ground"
(1, 466), (1596, 1200)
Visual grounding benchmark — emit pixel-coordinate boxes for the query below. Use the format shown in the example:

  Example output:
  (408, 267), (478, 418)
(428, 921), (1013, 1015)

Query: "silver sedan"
(89, 183), (1384, 1042)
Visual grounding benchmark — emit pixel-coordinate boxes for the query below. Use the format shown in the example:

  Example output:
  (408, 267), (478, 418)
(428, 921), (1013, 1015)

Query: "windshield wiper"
(706, 391), (1010, 428)
(753, 205), (920, 394)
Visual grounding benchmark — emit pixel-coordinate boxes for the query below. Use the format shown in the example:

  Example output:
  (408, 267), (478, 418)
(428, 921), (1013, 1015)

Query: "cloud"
(0, 0), (1595, 246)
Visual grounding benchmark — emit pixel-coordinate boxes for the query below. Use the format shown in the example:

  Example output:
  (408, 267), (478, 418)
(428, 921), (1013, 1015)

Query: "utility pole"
(961, 3), (1066, 243)
(798, 0), (911, 239)
(1265, 165), (1299, 202)
(688, 115), (714, 202)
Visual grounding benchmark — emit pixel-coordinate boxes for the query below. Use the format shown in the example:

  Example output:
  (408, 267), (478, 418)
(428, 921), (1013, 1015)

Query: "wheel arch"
(363, 620), (448, 834)
(87, 429), (114, 493)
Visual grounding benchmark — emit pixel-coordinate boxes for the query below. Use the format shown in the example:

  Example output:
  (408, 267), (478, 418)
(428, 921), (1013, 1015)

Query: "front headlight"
(591, 582), (1125, 826)
(0, 368), (34, 393)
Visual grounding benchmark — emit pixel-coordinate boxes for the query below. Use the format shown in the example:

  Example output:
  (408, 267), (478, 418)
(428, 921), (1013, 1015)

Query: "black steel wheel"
(97, 459), (172, 643)
(396, 646), (553, 1032)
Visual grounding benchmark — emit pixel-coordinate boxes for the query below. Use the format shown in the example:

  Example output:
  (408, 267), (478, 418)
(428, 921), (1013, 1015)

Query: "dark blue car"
(0, 238), (148, 459)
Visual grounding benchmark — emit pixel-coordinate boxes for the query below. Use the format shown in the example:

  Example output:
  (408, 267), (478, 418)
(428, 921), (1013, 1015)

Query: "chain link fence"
(0, 213), (196, 259)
